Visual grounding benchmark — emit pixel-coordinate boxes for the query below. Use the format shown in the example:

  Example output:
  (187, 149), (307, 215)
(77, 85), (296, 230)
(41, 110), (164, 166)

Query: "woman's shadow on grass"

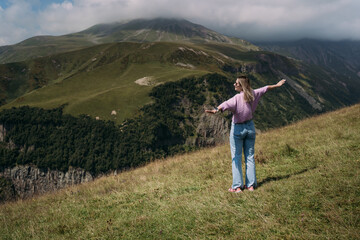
(257, 165), (317, 188)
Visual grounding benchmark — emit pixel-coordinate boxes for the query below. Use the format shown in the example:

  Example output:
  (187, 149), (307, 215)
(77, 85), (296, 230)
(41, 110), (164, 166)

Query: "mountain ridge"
(0, 18), (258, 64)
(258, 39), (360, 80)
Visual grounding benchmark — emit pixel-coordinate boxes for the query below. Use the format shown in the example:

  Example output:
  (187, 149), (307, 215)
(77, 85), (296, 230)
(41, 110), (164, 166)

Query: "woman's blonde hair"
(238, 76), (254, 102)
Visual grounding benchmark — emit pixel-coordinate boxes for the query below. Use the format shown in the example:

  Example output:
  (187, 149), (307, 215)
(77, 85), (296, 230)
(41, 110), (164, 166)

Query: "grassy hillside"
(1, 104), (359, 239)
(1, 42), (224, 123)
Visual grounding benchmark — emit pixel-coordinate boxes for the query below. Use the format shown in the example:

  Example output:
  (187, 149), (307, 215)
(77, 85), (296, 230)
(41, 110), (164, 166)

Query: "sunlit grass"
(3, 61), (209, 124)
(1, 104), (359, 239)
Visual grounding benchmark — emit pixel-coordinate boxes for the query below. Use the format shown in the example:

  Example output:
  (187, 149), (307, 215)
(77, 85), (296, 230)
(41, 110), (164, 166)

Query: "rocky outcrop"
(0, 124), (8, 142)
(195, 113), (230, 146)
(222, 63), (264, 74)
(0, 176), (16, 202)
(0, 165), (93, 202)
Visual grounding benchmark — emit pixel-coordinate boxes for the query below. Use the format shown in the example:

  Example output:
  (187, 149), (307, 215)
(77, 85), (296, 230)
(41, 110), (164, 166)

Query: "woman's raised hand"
(277, 79), (286, 87)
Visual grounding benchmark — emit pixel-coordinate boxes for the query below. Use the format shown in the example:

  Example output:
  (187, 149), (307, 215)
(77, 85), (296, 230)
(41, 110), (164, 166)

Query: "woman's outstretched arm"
(267, 79), (286, 90)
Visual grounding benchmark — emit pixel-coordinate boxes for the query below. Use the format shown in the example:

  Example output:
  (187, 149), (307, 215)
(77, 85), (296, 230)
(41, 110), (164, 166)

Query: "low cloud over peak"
(1, 0), (360, 46)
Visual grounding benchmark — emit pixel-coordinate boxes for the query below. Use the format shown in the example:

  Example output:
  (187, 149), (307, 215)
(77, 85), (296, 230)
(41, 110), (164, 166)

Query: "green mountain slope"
(0, 41), (229, 123)
(1, 19), (359, 127)
(1, 40), (359, 126)
(1, 103), (359, 239)
(0, 18), (258, 64)
(0, 35), (95, 64)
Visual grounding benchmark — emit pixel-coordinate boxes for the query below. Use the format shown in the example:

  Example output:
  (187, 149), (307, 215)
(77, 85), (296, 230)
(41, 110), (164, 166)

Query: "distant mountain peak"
(83, 18), (208, 33)
(80, 18), (235, 44)
(0, 18), (258, 64)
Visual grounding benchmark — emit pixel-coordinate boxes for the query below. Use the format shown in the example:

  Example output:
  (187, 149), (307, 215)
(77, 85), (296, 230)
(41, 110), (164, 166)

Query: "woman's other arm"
(205, 106), (223, 114)
(205, 94), (237, 114)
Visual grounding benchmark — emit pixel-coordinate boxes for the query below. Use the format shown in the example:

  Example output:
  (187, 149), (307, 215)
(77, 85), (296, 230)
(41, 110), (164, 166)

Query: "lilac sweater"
(218, 86), (268, 124)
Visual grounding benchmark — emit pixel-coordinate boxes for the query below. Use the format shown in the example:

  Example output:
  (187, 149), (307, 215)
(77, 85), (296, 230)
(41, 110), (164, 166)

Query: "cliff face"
(0, 165), (93, 202)
(0, 122), (95, 203)
(195, 113), (230, 146)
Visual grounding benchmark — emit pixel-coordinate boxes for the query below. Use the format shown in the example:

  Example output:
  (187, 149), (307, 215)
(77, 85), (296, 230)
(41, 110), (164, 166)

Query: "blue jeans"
(229, 121), (257, 189)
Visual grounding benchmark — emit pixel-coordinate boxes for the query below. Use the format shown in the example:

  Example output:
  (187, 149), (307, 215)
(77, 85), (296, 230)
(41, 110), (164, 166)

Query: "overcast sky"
(1, 0), (360, 46)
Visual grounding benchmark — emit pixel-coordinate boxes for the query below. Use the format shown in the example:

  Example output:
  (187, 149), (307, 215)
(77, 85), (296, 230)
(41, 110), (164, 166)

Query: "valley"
(1, 18), (360, 203)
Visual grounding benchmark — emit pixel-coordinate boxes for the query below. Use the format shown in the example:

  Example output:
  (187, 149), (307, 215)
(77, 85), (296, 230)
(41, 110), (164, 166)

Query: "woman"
(206, 76), (286, 193)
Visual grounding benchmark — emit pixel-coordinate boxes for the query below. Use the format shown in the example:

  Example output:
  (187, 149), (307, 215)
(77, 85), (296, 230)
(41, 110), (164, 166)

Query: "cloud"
(1, 0), (360, 46)
(0, 0), (39, 46)
(194, 0), (360, 41)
